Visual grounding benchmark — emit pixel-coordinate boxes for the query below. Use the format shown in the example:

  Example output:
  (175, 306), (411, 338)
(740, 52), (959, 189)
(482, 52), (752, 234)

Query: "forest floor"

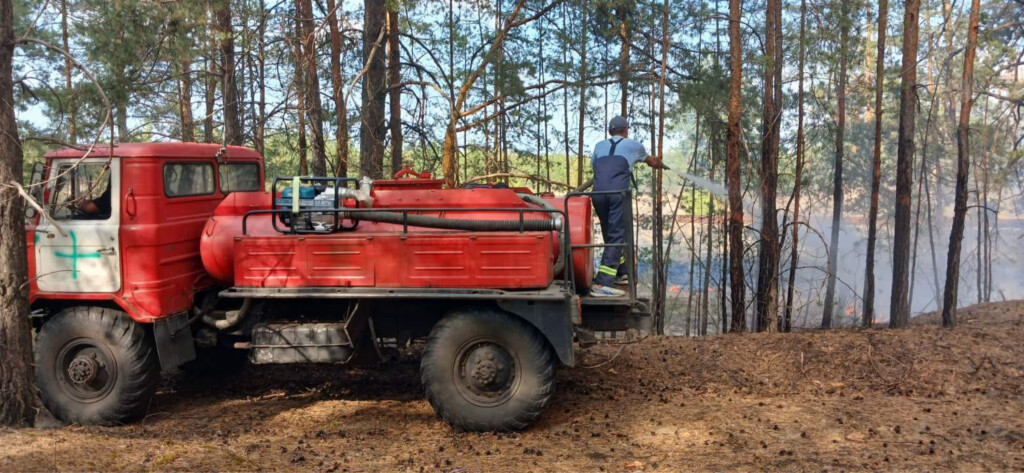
(2, 301), (1023, 472)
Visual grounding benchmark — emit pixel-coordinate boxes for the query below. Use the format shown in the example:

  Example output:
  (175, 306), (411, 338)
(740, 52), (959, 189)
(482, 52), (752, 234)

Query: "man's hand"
(644, 156), (667, 169)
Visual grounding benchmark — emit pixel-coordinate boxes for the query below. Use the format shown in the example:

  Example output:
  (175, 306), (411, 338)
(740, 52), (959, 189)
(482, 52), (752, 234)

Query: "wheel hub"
(67, 354), (99, 384)
(56, 341), (117, 402)
(456, 341), (517, 406)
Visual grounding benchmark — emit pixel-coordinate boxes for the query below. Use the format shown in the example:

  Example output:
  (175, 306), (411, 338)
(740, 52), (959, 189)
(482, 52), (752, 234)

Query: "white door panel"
(35, 158), (122, 293)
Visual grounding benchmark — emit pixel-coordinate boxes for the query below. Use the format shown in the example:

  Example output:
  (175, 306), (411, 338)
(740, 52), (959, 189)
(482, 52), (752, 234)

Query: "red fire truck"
(25, 143), (649, 431)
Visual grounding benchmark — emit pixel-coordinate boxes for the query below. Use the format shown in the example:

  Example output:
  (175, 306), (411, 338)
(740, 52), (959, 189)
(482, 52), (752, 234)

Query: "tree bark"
(651, 0), (669, 335)
(291, 8), (308, 175)
(387, 7), (403, 174)
(822, 0), (849, 329)
(755, 0), (782, 332)
(863, 0), (888, 327)
(890, 0), (921, 328)
(360, 0), (387, 178)
(326, 0), (348, 176)
(726, 0), (745, 333)
(783, 0), (806, 333)
(297, 0), (328, 176)
(617, 4), (631, 116)
(255, 0), (267, 155)
(61, 0), (75, 144)
(178, 58), (196, 142)
(0, 0), (35, 427)
(941, 0), (980, 329)
(216, 0), (242, 145)
(204, 28), (216, 143)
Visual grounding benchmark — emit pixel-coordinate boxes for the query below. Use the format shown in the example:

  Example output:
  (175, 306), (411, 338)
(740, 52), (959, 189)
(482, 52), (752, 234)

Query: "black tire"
(421, 307), (556, 431)
(35, 307), (160, 425)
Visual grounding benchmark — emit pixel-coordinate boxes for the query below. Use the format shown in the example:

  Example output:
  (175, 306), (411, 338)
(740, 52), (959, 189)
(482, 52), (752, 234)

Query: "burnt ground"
(2, 301), (1024, 472)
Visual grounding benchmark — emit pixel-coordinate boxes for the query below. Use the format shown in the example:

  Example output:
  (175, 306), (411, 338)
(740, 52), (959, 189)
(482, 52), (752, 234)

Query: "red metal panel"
(305, 239), (374, 286)
(233, 232), (552, 290)
(234, 239), (303, 288)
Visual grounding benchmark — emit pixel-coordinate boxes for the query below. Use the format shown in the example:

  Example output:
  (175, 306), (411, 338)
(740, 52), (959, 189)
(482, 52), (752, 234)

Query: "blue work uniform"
(590, 137), (648, 286)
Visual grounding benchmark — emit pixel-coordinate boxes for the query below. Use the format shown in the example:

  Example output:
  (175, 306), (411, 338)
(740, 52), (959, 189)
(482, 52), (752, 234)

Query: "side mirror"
(24, 161), (45, 221)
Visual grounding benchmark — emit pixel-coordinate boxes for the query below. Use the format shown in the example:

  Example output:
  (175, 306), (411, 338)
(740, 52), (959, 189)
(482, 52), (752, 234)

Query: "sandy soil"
(2, 301), (1023, 472)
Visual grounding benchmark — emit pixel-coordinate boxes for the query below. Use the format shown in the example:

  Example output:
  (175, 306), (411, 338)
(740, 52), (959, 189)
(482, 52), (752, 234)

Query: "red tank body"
(200, 177), (594, 291)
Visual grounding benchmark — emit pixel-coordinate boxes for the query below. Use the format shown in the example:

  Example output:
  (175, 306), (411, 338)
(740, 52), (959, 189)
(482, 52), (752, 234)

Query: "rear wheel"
(420, 307), (556, 431)
(35, 307), (160, 425)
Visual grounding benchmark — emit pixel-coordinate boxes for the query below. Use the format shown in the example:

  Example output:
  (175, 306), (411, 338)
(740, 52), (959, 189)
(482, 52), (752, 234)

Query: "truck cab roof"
(43, 142), (263, 160)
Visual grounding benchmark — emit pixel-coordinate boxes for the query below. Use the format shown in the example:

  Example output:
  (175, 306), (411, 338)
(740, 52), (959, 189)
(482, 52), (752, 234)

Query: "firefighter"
(589, 115), (665, 297)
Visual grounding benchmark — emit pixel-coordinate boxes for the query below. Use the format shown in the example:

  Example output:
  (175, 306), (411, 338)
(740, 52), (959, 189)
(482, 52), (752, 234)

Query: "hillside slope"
(2, 301), (1023, 471)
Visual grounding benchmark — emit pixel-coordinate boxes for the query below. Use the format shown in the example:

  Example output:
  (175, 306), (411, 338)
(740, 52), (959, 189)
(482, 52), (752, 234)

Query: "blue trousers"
(593, 193), (628, 286)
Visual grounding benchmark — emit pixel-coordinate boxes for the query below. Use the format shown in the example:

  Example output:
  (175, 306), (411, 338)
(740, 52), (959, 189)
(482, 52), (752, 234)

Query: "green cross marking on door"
(54, 230), (102, 279)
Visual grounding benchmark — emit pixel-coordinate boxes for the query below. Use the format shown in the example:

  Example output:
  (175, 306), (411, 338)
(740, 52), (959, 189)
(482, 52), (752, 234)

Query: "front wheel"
(35, 307), (161, 425)
(420, 307), (556, 431)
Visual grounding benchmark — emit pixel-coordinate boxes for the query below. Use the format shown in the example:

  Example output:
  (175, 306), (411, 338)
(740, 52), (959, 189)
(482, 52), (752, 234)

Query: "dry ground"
(2, 301), (1023, 472)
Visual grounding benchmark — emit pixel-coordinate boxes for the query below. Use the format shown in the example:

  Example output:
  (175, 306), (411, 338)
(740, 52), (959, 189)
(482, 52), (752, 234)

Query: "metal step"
(250, 322), (354, 364)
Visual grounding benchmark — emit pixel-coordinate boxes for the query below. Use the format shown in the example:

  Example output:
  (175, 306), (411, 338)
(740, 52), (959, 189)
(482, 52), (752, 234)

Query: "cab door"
(35, 158), (122, 293)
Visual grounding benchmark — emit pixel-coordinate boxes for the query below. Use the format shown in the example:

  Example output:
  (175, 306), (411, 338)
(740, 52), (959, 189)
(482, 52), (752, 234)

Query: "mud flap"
(498, 297), (576, 367)
(153, 313), (197, 371)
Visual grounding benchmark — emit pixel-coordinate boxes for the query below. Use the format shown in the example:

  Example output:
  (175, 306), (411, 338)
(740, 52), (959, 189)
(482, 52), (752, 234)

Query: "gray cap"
(608, 116), (629, 133)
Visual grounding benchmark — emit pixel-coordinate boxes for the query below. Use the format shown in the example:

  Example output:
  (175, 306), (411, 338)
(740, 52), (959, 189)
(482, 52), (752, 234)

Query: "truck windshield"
(51, 163), (112, 220)
(219, 162), (260, 193)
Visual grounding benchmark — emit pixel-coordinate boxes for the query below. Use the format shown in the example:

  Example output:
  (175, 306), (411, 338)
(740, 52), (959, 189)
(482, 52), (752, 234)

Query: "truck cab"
(27, 143), (263, 319)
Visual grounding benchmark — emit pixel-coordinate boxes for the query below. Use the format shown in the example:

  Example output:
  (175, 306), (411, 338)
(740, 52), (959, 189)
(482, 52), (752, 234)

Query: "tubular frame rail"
(563, 189), (638, 304)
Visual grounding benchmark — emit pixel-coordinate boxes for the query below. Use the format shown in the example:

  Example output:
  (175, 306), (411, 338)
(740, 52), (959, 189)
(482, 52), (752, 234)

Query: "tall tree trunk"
(702, 156), (714, 335)
(216, 0), (242, 145)
(576, 0), (589, 187)
(890, 0), (921, 328)
(0, 0), (35, 427)
(910, 72), (939, 313)
(755, 0), (782, 332)
(326, 0), (348, 176)
(255, 0), (266, 155)
(204, 31), (216, 143)
(652, 0), (668, 335)
(863, 0), (887, 327)
(360, 0), (387, 178)
(783, 0), (806, 333)
(726, 0), (745, 333)
(297, 0), (328, 176)
(617, 5), (630, 116)
(291, 9), (308, 175)
(822, 0), (849, 329)
(941, 0), (980, 329)
(178, 59), (196, 142)
(61, 0), (75, 144)
(388, 6), (403, 174)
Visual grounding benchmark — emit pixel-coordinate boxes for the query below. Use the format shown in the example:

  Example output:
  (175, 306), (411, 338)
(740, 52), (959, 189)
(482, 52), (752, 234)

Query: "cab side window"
(50, 163), (113, 220)
(164, 162), (215, 197)
(219, 162), (260, 193)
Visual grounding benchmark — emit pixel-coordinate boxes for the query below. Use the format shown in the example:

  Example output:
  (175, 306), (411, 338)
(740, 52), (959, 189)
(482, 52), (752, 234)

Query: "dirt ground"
(2, 301), (1023, 472)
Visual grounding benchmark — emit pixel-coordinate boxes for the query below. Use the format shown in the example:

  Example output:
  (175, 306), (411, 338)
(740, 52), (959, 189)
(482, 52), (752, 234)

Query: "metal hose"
(202, 298), (253, 330)
(343, 210), (561, 232)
